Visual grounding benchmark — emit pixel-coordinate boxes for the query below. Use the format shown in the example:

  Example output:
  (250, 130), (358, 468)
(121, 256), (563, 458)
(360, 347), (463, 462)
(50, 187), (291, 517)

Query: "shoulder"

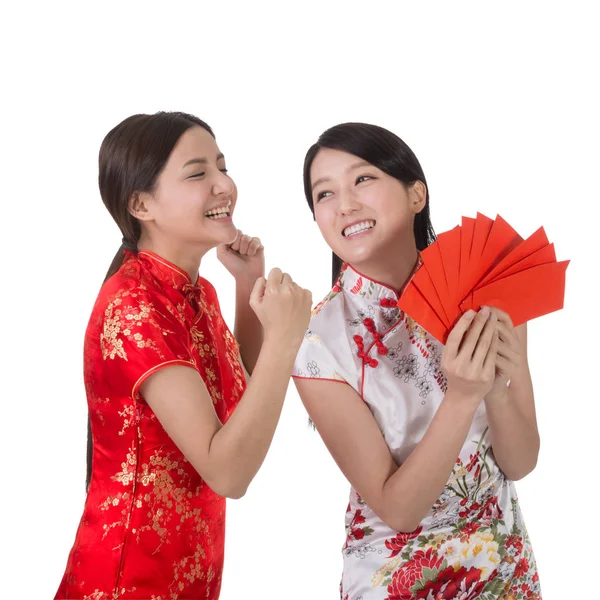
(198, 276), (217, 296)
(93, 263), (183, 331)
(294, 288), (358, 386)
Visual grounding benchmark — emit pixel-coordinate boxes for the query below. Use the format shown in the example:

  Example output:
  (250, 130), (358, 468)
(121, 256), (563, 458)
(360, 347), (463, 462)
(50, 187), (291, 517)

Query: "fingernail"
(480, 306), (491, 317)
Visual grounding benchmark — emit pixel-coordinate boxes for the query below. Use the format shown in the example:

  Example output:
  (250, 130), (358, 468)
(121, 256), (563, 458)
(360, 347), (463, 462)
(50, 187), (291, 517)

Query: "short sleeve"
(94, 286), (196, 399)
(293, 330), (354, 387)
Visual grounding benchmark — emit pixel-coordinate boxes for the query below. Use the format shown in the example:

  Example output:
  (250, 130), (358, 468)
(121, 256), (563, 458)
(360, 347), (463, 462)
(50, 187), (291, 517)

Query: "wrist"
(260, 335), (299, 363)
(443, 387), (483, 413)
(235, 276), (260, 294)
(485, 385), (510, 406)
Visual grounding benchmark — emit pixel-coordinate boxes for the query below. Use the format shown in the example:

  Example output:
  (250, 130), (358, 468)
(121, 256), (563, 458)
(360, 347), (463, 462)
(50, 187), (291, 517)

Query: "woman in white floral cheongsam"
(293, 123), (542, 600)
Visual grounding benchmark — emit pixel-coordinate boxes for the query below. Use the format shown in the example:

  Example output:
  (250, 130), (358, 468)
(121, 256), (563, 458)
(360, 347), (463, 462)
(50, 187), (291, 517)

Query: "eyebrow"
(183, 153), (225, 169)
(311, 160), (372, 191)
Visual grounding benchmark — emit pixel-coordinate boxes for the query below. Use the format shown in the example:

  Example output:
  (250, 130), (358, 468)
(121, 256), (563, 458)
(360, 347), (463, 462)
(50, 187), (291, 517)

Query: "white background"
(1, 2), (598, 598)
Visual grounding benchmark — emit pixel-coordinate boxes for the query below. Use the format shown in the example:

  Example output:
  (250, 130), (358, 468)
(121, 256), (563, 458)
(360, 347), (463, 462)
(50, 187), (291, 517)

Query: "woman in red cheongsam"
(55, 112), (312, 599)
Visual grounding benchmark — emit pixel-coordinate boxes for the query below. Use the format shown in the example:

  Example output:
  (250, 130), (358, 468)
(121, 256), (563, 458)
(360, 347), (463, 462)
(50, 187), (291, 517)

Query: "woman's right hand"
(249, 268), (312, 347)
(441, 306), (499, 406)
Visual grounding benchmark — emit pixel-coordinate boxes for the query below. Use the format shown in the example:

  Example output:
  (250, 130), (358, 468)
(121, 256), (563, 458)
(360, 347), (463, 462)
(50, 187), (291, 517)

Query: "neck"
(137, 236), (208, 282)
(351, 240), (419, 293)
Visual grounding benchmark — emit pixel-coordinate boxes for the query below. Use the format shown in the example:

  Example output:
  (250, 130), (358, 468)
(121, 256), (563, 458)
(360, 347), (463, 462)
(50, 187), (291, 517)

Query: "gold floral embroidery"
(100, 289), (178, 362)
(112, 446), (137, 486)
(117, 405), (135, 436)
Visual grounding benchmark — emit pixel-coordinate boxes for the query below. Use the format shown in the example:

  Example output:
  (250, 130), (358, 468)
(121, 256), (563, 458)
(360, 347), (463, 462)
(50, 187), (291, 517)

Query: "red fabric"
(56, 251), (245, 599)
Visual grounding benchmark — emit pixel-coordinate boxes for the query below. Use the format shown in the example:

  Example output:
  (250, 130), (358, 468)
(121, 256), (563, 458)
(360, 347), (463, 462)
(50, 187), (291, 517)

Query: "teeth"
(205, 204), (231, 218)
(343, 220), (375, 237)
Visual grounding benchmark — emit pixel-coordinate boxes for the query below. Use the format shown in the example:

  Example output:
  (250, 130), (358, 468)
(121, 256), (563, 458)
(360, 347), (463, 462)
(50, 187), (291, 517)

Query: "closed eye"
(189, 172), (206, 179)
(356, 175), (374, 184)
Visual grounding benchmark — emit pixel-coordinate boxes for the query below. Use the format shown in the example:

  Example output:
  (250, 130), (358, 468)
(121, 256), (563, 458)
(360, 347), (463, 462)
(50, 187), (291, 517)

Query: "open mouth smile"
(205, 202), (232, 220)
(342, 220), (376, 238)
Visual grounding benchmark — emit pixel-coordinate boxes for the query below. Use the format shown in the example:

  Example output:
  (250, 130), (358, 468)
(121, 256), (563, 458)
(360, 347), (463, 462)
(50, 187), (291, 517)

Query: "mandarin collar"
(132, 250), (201, 293)
(337, 256), (422, 304)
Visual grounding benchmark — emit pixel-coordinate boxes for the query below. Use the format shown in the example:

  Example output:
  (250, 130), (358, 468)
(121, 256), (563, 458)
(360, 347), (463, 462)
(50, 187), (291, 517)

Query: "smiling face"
(131, 125), (238, 252)
(310, 147), (426, 270)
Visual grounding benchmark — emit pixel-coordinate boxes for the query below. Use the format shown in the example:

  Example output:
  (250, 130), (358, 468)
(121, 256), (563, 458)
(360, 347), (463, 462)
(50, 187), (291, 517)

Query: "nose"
(212, 170), (235, 197)
(338, 187), (361, 216)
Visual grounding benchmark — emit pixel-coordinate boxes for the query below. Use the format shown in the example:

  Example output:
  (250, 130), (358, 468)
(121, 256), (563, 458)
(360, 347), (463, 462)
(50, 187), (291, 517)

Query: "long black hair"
(86, 112), (214, 491)
(303, 122), (436, 285)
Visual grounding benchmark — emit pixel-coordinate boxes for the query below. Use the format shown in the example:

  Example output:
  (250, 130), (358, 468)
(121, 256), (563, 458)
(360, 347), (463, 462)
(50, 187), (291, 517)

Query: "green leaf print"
(411, 578), (427, 593)
(422, 568), (438, 582)
(482, 577), (507, 596)
(401, 551), (411, 561)
(446, 484), (465, 498)
(382, 578), (392, 587)
(362, 526), (374, 536)
(475, 426), (490, 453)
(417, 535), (430, 546)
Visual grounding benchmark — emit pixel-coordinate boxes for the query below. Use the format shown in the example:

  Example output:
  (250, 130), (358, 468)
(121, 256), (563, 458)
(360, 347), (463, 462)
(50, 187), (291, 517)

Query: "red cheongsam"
(56, 251), (246, 599)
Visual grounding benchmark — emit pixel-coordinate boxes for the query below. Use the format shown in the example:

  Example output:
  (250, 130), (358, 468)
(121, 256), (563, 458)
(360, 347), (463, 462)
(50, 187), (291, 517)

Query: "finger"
(483, 329), (499, 374)
(472, 311), (498, 366)
(489, 306), (514, 329)
(460, 307), (492, 359)
(495, 354), (514, 375)
(496, 321), (518, 347)
(229, 229), (242, 252)
(249, 276), (267, 306)
(496, 340), (519, 363)
(445, 310), (477, 358)
(281, 272), (293, 286)
(246, 237), (263, 257)
(235, 234), (250, 255)
(266, 267), (284, 291)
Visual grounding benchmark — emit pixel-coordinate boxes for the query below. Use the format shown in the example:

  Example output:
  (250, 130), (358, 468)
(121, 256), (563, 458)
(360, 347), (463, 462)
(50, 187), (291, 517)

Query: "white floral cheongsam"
(293, 263), (541, 600)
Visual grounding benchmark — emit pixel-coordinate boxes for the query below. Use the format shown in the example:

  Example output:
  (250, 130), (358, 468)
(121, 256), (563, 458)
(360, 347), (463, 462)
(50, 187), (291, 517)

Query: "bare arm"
(484, 315), (540, 480)
(295, 379), (480, 532)
(295, 307), (499, 532)
(234, 279), (263, 375)
(141, 269), (312, 499)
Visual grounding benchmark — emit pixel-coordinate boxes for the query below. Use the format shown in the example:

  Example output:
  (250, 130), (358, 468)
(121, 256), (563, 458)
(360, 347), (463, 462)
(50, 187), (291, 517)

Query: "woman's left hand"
(217, 229), (265, 285)
(486, 307), (522, 400)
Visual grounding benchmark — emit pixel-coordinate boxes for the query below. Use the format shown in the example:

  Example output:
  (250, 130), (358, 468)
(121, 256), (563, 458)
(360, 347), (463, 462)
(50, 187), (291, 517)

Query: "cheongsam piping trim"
(138, 250), (201, 287)
(360, 359), (366, 400)
(291, 375), (350, 386)
(131, 359), (198, 400)
(342, 255), (421, 298)
(343, 263), (399, 298)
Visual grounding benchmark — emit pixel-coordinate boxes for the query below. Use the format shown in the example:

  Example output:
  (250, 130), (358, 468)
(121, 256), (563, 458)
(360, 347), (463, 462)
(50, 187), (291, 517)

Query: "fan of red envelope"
(397, 213), (569, 344)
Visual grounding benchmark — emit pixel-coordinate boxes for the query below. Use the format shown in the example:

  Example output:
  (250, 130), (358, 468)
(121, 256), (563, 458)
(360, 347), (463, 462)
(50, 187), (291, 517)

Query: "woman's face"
(310, 148), (425, 268)
(136, 125), (238, 250)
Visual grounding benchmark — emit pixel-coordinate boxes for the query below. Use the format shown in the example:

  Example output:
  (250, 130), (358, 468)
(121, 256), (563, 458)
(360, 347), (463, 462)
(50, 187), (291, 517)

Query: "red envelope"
(398, 213), (569, 343)
(398, 279), (448, 343)
(476, 226), (550, 288)
(461, 261), (569, 325)
(458, 216), (476, 299)
(412, 266), (452, 328)
(419, 241), (456, 324)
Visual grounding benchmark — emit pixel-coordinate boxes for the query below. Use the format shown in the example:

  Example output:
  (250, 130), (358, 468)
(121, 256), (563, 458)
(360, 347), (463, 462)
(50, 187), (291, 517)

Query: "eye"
(356, 175), (373, 184)
(316, 191), (332, 202)
(189, 172), (206, 179)
(220, 168), (229, 174)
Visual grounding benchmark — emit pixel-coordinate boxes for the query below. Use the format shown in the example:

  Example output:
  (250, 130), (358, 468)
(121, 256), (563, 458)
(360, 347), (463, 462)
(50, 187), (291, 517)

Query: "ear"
(409, 181), (427, 215)
(128, 191), (155, 222)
